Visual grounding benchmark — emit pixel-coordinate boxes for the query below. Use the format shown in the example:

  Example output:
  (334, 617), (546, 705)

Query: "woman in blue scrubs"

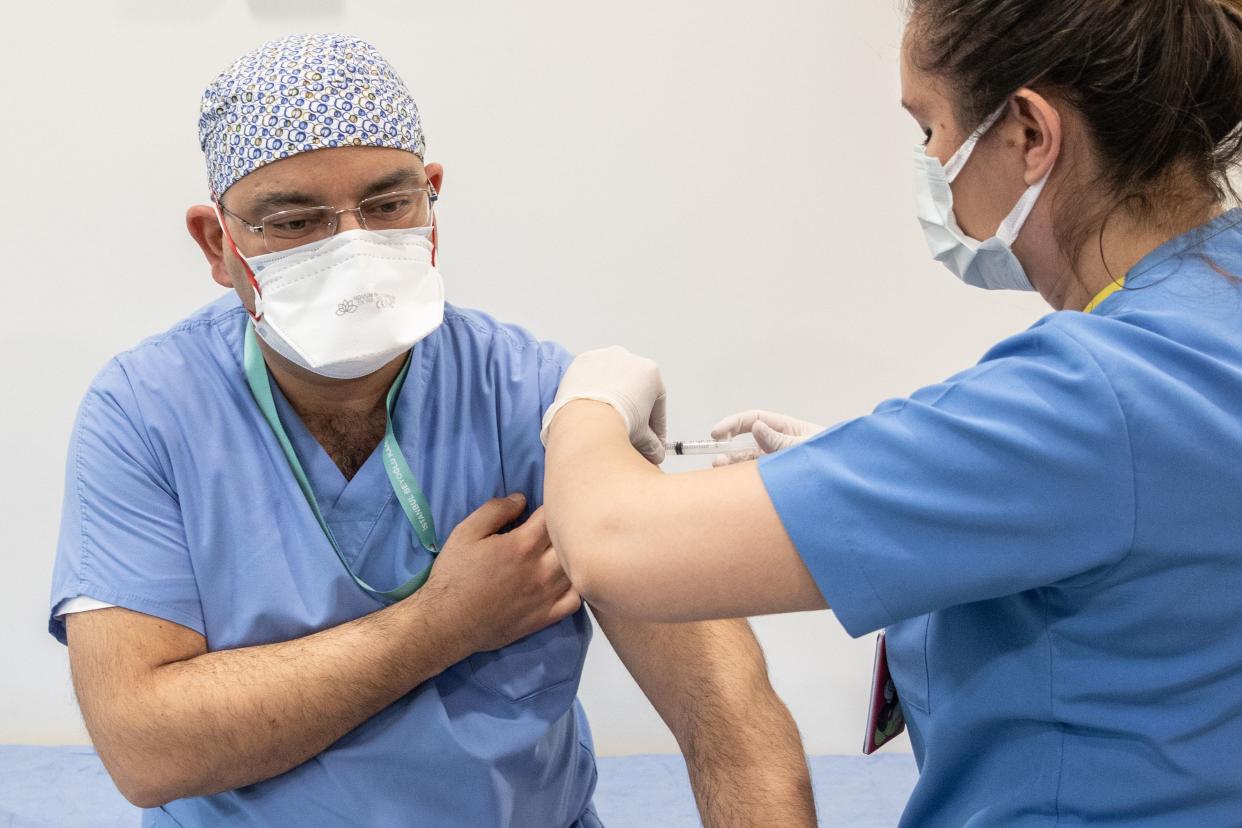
(542, 0), (1242, 824)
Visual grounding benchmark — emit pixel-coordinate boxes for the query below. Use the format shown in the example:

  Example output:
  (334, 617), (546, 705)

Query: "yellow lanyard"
(1084, 278), (1125, 314)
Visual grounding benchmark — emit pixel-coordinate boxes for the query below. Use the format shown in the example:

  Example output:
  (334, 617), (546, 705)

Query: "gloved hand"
(541, 346), (668, 464)
(709, 410), (824, 467)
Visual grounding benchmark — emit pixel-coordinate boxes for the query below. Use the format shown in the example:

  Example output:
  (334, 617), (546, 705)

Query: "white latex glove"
(709, 410), (824, 467)
(541, 346), (668, 464)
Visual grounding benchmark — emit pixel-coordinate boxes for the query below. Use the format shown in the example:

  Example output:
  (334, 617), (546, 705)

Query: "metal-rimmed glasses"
(219, 186), (438, 252)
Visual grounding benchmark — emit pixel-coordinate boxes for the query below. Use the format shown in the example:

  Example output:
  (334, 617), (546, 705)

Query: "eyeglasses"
(220, 187), (438, 252)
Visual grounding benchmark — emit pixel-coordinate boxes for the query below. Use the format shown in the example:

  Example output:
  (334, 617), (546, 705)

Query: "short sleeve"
(48, 360), (204, 644)
(537, 341), (573, 414)
(759, 322), (1136, 637)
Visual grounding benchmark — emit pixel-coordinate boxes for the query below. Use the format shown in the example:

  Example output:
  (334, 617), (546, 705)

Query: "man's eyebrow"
(246, 190), (322, 216)
(361, 169), (425, 197)
(241, 169), (426, 215)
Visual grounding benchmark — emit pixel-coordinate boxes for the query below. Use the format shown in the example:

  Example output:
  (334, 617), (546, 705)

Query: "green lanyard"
(243, 324), (439, 602)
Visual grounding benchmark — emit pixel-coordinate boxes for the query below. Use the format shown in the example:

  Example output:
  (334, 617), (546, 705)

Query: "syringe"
(664, 434), (758, 456)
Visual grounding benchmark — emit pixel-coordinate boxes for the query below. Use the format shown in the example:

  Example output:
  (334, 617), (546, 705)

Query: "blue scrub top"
(49, 297), (600, 827)
(761, 209), (1242, 826)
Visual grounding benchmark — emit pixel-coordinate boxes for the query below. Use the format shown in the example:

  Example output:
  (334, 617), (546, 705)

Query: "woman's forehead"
(899, 58), (942, 118)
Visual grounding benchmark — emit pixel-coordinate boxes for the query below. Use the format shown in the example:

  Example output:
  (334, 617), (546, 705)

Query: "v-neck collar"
(225, 308), (443, 547)
(268, 374), (393, 523)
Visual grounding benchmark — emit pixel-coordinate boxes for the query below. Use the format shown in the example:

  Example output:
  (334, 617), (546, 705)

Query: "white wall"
(0, 0), (1048, 755)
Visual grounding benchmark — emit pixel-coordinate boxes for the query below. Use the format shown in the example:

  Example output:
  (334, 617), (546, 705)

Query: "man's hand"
(66, 493), (577, 809)
(424, 495), (581, 654)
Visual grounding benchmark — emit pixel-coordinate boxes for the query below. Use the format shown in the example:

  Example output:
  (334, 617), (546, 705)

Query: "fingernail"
(507, 493), (525, 503)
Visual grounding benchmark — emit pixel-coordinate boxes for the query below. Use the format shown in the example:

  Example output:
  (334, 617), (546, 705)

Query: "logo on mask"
(336, 293), (397, 315)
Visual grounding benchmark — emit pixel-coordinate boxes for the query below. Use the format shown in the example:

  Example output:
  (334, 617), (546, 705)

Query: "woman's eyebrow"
(901, 98), (931, 125)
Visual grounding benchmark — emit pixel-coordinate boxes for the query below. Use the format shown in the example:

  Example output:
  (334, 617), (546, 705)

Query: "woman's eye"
(922, 128), (933, 147)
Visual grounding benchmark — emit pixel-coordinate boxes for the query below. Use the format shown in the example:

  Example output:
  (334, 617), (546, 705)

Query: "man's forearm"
(681, 684), (816, 827)
(595, 612), (816, 826)
(85, 589), (465, 806)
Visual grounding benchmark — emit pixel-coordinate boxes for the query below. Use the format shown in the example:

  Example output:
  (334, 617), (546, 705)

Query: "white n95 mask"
(914, 103), (1052, 291)
(235, 226), (445, 379)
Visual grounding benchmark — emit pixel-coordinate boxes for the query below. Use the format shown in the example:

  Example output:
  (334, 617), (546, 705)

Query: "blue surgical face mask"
(914, 103), (1053, 291)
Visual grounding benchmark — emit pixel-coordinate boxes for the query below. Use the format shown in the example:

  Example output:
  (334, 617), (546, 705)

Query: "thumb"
(649, 393), (668, 443)
(446, 493), (526, 545)
(752, 420), (798, 454)
(633, 428), (667, 465)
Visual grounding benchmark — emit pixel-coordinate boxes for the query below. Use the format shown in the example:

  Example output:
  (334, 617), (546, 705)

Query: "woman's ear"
(1011, 89), (1062, 186)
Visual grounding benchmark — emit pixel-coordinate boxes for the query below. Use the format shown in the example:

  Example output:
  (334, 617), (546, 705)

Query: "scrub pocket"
(884, 614), (931, 714)
(468, 610), (590, 702)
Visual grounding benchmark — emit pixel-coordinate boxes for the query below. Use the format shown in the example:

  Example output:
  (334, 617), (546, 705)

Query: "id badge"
(863, 630), (906, 755)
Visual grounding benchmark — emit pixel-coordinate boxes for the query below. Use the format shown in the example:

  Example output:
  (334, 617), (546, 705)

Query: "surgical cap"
(198, 33), (426, 198)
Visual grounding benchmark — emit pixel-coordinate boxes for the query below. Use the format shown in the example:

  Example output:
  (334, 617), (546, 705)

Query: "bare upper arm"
(579, 462), (827, 622)
(545, 402), (826, 623)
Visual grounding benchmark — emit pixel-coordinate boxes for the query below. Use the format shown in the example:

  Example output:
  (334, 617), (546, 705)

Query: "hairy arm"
(66, 496), (578, 808)
(68, 597), (457, 808)
(545, 401), (826, 621)
(596, 610), (816, 826)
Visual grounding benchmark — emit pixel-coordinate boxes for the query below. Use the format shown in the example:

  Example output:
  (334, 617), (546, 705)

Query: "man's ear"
(424, 161), (444, 195)
(1011, 89), (1061, 186)
(424, 162), (444, 259)
(186, 205), (234, 289)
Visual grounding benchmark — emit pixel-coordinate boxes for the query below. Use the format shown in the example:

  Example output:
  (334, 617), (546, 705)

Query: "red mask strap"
(431, 216), (439, 268)
(215, 203), (264, 321)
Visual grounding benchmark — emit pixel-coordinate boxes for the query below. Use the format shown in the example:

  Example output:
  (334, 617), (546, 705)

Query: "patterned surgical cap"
(198, 33), (425, 198)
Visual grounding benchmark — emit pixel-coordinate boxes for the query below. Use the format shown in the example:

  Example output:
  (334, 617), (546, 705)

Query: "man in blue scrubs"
(47, 34), (815, 826)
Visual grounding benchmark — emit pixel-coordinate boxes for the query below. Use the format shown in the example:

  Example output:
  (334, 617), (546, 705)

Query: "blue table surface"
(0, 745), (918, 827)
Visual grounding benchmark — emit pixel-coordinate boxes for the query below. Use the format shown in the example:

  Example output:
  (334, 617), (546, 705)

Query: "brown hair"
(905, 0), (1242, 271)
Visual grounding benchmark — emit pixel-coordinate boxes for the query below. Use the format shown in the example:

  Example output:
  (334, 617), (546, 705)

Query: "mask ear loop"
(942, 98), (1055, 246)
(430, 214), (438, 268)
(215, 202), (265, 322)
(995, 165), (1053, 245)
(943, 103), (1008, 183)
(428, 183), (439, 268)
